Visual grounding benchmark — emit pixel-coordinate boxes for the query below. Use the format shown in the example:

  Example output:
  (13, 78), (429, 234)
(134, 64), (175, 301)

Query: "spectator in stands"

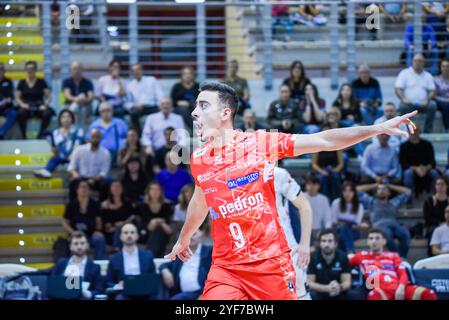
(292, 2), (327, 26)
(0, 62), (17, 139)
(87, 101), (128, 160)
(125, 63), (163, 134)
(374, 102), (408, 151)
(357, 183), (412, 258)
(399, 124), (439, 197)
(434, 58), (449, 132)
(403, 17), (439, 75)
(331, 182), (367, 253)
(62, 180), (106, 260)
(172, 184), (194, 236)
(101, 180), (136, 249)
(422, 2), (449, 42)
(67, 129), (111, 201)
(106, 223), (158, 300)
(141, 97), (186, 172)
(430, 205), (449, 255)
(311, 140), (344, 202)
(307, 229), (355, 300)
(34, 109), (84, 179)
(379, 2), (407, 24)
(96, 60), (126, 117)
(16, 61), (54, 139)
(117, 128), (147, 170)
(267, 84), (302, 133)
(62, 61), (94, 125)
(237, 109), (265, 132)
(138, 182), (174, 257)
(351, 64), (383, 125)
(121, 157), (148, 207)
(322, 107), (341, 130)
(304, 174), (333, 242)
(282, 60), (311, 103)
(156, 151), (192, 204)
(333, 83), (362, 127)
(170, 66), (199, 131)
(436, 15), (449, 59)
(160, 229), (212, 300)
(272, 0), (294, 42)
(222, 60), (250, 115)
(361, 134), (400, 185)
(154, 127), (175, 173)
(424, 176), (449, 251)
(300, 83), (326, 134)
(52, 231), (104, 299)
(395, 53), (437, 133)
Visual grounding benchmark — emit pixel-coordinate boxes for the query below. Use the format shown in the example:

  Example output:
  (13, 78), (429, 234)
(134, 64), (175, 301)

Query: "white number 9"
(229, 222), (245, 249)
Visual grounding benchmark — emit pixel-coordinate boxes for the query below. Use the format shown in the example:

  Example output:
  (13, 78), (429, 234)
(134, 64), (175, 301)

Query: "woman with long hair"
(172, 184), (194, 235)
(282, 60), (311, 102)
(120, 157), (148, 207)
(300, 83), (326, 134)
(333, 83), (362, 127)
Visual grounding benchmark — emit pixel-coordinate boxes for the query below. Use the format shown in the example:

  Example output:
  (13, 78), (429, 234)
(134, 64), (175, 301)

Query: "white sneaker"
(34, 169), (52, 179)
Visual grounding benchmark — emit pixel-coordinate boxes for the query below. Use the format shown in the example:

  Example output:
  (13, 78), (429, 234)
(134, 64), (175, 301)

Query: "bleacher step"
(0, 233), (65, 249)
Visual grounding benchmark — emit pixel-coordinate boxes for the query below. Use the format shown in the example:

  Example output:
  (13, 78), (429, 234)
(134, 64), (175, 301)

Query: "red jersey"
(349, 251), (409, 291)
(190, 129), (296, 266)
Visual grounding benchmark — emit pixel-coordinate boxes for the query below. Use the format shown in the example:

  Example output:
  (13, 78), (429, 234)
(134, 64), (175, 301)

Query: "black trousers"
(17, 107), (54, 139)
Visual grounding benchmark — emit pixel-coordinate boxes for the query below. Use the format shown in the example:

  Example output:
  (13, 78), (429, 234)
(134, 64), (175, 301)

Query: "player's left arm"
(291, 111), (417, 156)
(291, 192), (312, 268)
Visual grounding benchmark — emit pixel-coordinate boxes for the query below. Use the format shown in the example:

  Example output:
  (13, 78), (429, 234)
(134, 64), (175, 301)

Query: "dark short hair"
(25, 61), (37, 69)
(164, 126), (175, 133)
(439, 57), (449, 73)
(305, 173), (320, 185)
(58, 108), (75, 126)
(109, 59), (121, 68)
(318, 229), (338, 243)
(68, 231), (88, 244)
(368, 228), (387, 239)
(199, 81), (240, 120)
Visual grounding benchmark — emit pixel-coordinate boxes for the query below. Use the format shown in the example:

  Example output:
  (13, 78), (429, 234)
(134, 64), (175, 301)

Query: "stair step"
(0, 53), (44, 64)
(25, 263), (54, 269)
(0, 247), (53, 258)
(0, 256), (55, 264)
(0, 204), (64, 219)
(0, 190), (68, 205)
(0, 139), (51, 154)
(0, 153), (53, 166)
(0, 36), (43, 46)
(0, 233), (65, 249)
(0, 177), (63, 191)
(0, 217), (62, 227)
(0, 225), (64, 235)
(0, 17), (40, 27)
(4, 72), (44, 80)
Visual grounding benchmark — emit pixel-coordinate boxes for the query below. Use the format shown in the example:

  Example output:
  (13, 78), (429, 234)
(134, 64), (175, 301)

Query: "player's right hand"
(164, 239), (193, 262)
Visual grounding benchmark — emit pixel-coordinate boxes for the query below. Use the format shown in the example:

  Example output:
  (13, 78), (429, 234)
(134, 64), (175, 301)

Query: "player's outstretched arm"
(164, 186), (209, 262)
(291, 193), (312, 268)
(292, 111), (417, 156)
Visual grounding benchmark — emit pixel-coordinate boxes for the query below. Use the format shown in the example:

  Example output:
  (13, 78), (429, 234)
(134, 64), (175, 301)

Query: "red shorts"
(202, 252), (297, 300)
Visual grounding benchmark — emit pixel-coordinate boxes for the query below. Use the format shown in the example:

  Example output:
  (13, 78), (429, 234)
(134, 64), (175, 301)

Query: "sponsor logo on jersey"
(214, 155), (223, 165)
(203, 187), (218, 195)
(197, 171), (215, 183)
(227, 172), (259, 189)
(224, 159), (260, 173)
(209, 208), (220, 220)
(218, 192), (264, 218)
(192, 147), (207, 158)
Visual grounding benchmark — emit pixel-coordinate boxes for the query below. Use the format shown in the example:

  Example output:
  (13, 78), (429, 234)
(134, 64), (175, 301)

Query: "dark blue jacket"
(51, 257), (104, 296)
(160, 245), (212, 295)
(106, 248), (156, 288)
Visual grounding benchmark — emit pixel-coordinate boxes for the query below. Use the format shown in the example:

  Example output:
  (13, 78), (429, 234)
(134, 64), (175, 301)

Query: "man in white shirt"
(274, 166), (313, 300)
(395, 53), (437, 133)
(125, 63), (163, 133)
(430, 205), (449, 255)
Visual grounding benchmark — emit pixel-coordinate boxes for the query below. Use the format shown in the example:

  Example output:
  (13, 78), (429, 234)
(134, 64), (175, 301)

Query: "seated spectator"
(125, 63), (163, 134)
(351, 64), (383, 125)
(424, 177), (449, 252)
(430, 205), (449, 255)
(160, 229), (212, 300)
(379, 2), (407, 24)
(300, 83), (326, 134)
(96, 60), (126, 117)
(154, 127), (175, 173)
(106, 223), (158, 300)
(399, 125), (439, 197)
(311, 142), (344, 202)
(395, 53), (437, 133)
(307, 229), (358, 300)
(62, 180), (106, 260)
(137, 182), (174, 257)
(117, 128), (147, 170)
(434, 58), (449, 132)
(51, 231), (104, 299)
(222, 60), (250, 114)
(121, 157), (149, 207)
(101, 180), (136, 249)
(272, 0), (294, 42)
(62, 61), (94, 125)
(303, 174), (333, 242)
(282, 60), (311, 103)
(0, 62), (17, 139)
(403, 18), (439, 75)
(87, 101), (128, 160)
(16, 61), (54, 139)
(331, 182), (367, 253)
(237, 109), (265, 132)
(332, 83), (362, 127)
(357, 183), (412, 258)
(267, 84), (302, 133)
(361, 134), (400, 185)
(436, 15), (449, 58)
(172, 184), (194, 236)
(156, 151), (193, 204)
(422, 2), (449, 42)
(170, 66), (199, 131)
(349, 228), (437, 300)
(322, 107), (341, 130)
(34, 109), (84, 178)
(292, 2), (327, 26)
(67, 129), (111, 201)
(374, 102), (408, 151)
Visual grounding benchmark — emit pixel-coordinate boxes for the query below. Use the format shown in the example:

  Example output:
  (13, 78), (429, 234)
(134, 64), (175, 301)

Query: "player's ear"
(221, 107), (232, 121)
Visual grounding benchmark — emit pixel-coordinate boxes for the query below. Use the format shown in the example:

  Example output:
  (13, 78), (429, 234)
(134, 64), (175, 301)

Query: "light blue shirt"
(87, 118), (128, 155)
(361, 141), (400, 179)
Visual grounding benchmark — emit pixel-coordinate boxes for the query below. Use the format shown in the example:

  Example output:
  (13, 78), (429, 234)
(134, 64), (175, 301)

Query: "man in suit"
(106, 223), (158, 299)
(51, 231), (104, 299)
(160, 229), (212, 300)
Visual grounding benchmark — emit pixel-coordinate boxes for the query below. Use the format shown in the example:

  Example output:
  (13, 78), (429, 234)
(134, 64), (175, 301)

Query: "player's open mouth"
(194, 121), (203, 137)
